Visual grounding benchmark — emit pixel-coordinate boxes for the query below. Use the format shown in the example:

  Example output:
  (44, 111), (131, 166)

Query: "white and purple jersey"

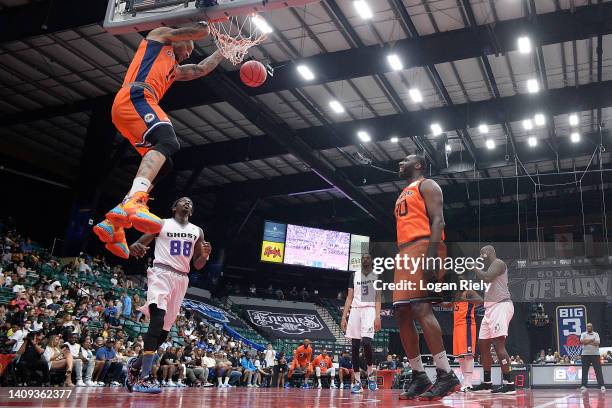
(153, 218), (201, 274)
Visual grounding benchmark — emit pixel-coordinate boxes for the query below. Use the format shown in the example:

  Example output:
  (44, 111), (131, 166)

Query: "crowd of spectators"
(533, 348), (612, 365)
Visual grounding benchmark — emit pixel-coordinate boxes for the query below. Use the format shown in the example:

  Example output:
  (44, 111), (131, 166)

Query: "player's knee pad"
(149, 124), (180, 158)
(143, 304), (166, 350)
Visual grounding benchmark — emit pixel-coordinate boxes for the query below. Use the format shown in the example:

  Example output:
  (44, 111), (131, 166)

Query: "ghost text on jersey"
(166, 232), (198, 240)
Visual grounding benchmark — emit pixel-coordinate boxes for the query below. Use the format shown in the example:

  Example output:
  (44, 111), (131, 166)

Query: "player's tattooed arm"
(148, 22), (210, 43)
(340, 288), (353, 333)
(129, 230), (159, 259)
(474, 259), (506, 283)
(193, 227), (211, 270)
(175, 50), (225, 81)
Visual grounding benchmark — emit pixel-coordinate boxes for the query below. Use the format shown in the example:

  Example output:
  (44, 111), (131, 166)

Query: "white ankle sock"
(129, 177), (151, 196)
(409, 356), (425, 372)
(433, 351), (451, 373)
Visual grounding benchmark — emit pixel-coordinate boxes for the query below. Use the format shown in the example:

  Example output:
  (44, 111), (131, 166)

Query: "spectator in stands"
(248, 284), (257, 296)
(64, 333), (93, 386)
(7, 321), (28, 352)
(173, 348), (188, 387)
(16, 261), (27, 279)
(605, 351), (612, 364)
(16, 331), (49, 386)
(202, 350), (217, 383)
(43, 334), (74, 386)
(401, 356), (409, 369)
(264, 343), (275, 369)
(78, 259), (92, 276)
(545, 349), (556, 363)
(274, 351), (288, 388)
(215, 351), (241, 387)
(81, 336), (102, 386)
(379, 354), (397, 370)
(160, 346), (178, 387)
(338, 351), (354, 389)
(255, 351), (272, 387)
(275, 288), (284, 301)
(12, 279), (25, 294)
(289, 286), (298, 299)
(265, 285), (274, 297)
(534, 350), (546, 364)
(186, 347), (212, 387)
(95, 338), (123, 386)
(300, 287), (310, 301)
(241, 352), (258, 387)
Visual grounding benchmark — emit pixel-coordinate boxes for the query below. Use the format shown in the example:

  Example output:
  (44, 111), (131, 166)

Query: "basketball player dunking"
(471, 245), (515, 394)
(341, 254), (381, 393)
(93, 23), (225, 259)
(393, 155), (460, 401)
(125, 197), (211, 393)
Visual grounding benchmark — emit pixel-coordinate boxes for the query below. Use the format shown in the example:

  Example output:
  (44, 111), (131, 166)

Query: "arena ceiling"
(1, 0), (612, 227)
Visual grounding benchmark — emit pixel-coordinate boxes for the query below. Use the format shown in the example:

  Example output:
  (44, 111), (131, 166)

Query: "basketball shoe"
(93, 220), (129, 259)
(471, 382), (493, 393)
(107, 192), (162, 234)
(417, 369), (461, 401)
(133, 377), (161, 394)
(491, 383), (515, 394)
(399, 370), (432, 400)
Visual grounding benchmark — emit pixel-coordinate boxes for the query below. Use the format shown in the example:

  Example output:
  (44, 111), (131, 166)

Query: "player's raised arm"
(148, 22), (210, 44)
(175, 50), (225, 81)
(193, 227), (211, 270)
(129, 233), (157, 259)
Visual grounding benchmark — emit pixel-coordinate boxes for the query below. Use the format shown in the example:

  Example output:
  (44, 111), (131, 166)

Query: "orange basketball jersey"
(453, 302), (475, 326)
(312, 355), (333, 371)
(294, 345), (313, 365)
(395, 179), (445, 245)
(123, 39), (177, 100)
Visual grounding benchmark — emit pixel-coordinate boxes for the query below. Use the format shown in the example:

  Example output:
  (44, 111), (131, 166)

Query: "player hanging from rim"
(393, 155), (460, 401)
(441, 278), (483, 392)
(341, 253), (381, 393)
(124, 197), (211, 393)
(471, 245), (515, 394)
(93, 23), (225, 259)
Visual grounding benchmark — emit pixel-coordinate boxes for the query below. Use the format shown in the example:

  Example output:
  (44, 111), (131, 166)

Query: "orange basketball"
(240, 60), (267, 87)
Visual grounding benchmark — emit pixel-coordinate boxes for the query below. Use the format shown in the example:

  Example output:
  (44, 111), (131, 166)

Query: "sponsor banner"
(508, 266), (611, 302)
(245, 305), (335, 340)
(183, 295), (248, 329)
(260, 241), (284, 263)
(553, 365), (598, 383)
(556, 305), (587, 358)
(263, 221), (287, 243)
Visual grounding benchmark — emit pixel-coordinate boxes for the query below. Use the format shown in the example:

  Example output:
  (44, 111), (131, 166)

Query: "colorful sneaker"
(93, 219), (125, 243)
(418, 369), (461, 401)
(123, 192), (163, 234)
(125, 357), (139, 392)
(105, 241), (129, 259)
(351, 382), (363, 394)
(133, 378), (161, 394)
(399, 370), (432, 400)
(302, 383), (310, 389)
(106, 203), (131, 228)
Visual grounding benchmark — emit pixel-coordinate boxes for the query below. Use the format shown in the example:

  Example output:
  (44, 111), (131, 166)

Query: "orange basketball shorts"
(288, 360), (312, 378)
(453, 322), (477, 356)
(111, 86), (172, 157)
(392, 239), (447, 306)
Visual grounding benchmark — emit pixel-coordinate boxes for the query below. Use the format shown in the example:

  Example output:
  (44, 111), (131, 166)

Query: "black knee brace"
(351, 339), (361, 372)
(362, 337), (373, 367)
(149, 124), (180, 158)
(156, 330), (169, 349)
(143, 304), (166, 351)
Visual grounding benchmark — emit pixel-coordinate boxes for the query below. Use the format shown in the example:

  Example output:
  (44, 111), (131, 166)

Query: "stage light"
(486, 139), (495, 150)
(357, 130), (371, 142)
(445, 144), (452, 152)
(569, 113), (579, 126)
(390, 136), (399, 143)
(251, 15), (273, 34)
(430, 123), (443, 136)
(518, 36), (532, 54)
(409, 88), (423, 103)
(329, 100), (345, 114)
(523, 119), (533, 130)
(527, 79), (539, 93)
(479, 124), (489, 134)
(297, 65), (314, 80)
(353, 0), (373, 19)
(528, 136), (537, 147)
(387, 54), (403, 71)
(534, 113), (546, 126)
(571, 132), (580, 143)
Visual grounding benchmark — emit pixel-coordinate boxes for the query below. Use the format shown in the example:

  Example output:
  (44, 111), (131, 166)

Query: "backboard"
(104, 0), (320, 34)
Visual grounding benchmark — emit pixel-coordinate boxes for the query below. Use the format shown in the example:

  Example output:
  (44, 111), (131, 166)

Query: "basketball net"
(208, 14), (267, 65)
(563, 334), (583, 361)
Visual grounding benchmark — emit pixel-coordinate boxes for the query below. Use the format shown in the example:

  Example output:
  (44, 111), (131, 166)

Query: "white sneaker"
(176, 381), (187, 388)
(247, 383), (253, 388)
(203, 382), (214, 387)
(76, 380), (86, 387)
(581, 386), (587, 391)
(85, 381), (97, 387)
(97, 381), (106, 386)
(110, 381), (121, 386)
(167, 380), (176, 387)
(601, 386), (606, 392)
(330, 383), (337, 389)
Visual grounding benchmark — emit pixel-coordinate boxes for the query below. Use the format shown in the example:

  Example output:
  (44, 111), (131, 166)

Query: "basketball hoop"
(208, 14), (268, 65)
(563, 334), (583, 361)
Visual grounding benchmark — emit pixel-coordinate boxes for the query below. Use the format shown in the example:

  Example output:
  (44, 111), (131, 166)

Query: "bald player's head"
(480, 245), (497, 264)
(398, 154), (426, 180)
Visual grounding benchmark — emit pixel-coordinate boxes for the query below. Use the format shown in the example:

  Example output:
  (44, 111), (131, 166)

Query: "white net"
(208, 14), (268, 65)
(563, 345), (582, 361)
